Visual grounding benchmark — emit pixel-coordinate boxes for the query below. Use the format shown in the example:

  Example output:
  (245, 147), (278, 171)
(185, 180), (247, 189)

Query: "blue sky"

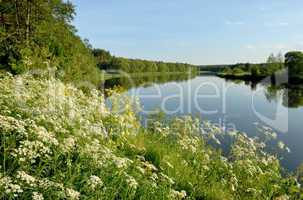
(71, 0), (303, 65)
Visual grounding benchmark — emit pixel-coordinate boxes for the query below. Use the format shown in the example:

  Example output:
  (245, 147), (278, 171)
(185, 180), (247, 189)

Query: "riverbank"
(0, 73), (302, 199)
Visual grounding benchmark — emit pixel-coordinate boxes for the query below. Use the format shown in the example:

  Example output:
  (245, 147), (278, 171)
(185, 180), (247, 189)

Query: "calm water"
(106, 75), (303, 171)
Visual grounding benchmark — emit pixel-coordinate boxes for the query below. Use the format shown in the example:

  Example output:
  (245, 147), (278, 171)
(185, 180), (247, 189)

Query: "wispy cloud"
(225, 20), (245, 25)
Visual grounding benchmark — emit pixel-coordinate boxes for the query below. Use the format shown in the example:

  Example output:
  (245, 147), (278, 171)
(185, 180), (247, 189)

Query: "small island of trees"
(215, 51), (303, 83)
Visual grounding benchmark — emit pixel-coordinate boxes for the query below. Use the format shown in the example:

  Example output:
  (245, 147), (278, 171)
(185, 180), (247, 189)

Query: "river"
(105, 73), (303, 171)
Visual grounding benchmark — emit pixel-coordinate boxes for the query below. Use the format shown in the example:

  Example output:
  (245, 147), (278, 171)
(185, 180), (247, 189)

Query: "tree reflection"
(264, 83), (303, 108)
(282, 85), (303, 108)
(222, 72), (303, 108)
(102, 73), (196, 92)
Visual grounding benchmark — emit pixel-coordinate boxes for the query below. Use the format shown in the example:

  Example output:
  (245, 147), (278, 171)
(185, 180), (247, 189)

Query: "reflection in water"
(104, 71), (303, 109)
(283, 85), (303, 108)
(263, 82), (303, 108)
(222, 73), (303, 108)
(221, 76), (264, 91)
(106, 73), (303, 171)
(103, 73), (196, 91)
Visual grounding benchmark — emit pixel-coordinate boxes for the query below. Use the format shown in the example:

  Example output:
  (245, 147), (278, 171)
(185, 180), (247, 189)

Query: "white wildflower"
(0, 176), (23, 197)
(38, 179), (64, 190)
(17, 171), (36, 187)
(136, 166), (145, 175)
(113, 156), (133, 169)
(15, 140), (51, 163)
(32, 192), (44, 200)
(88, 175), (103, 190)
(66, 188), (80, 200)
(36, 126), (58, 146)
(274, 195), (290, 200)
(0, 115), (27, 137)
(150, 173), (158, 182)
(126, 175), (138, 190)
(61, 137), (76, 153)
(168, 189), (187, 199)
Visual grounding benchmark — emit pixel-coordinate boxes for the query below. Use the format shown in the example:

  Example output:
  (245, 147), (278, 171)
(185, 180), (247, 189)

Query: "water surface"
(106, 75), (303, 171)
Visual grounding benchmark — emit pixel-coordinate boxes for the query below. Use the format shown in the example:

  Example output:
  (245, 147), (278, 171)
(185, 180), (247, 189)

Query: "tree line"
(92, 49), (197, 74)
(220, 53), (285, 77)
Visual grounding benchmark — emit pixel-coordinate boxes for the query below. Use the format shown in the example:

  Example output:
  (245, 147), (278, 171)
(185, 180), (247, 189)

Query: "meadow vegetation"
(0, 72), (302, 199)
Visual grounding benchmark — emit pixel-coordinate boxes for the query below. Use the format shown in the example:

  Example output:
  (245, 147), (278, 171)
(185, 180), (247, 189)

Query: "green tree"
(251, 66), (261, 77)
(232, 67), (245, 75)
(285, 51), (303, 80)
(93, 49), (112, 70)
(0, 0), (102, 87)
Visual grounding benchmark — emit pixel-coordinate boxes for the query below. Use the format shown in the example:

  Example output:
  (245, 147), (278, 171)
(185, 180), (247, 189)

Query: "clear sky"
(70, 0), (303, 65)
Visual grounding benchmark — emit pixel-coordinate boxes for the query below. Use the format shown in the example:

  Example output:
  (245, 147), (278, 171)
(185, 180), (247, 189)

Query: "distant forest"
(92, 49), (197, 74)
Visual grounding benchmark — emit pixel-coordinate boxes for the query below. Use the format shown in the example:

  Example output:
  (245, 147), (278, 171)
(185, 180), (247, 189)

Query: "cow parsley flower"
(0, 176), (23, 197)
(88, 175), (103, 190)
(168, 189), (187, 199)
(126, 175), (138, 190)
(113, 156), (133, 169)
(61, 137), (76, 153)
(32, 192), (44, 200)
(66, 188), (80, 200)
(36, 126), (58, 146)
(16, 171), (36, 187)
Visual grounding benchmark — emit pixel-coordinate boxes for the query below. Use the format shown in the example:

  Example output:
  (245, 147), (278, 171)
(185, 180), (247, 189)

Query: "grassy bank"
(0, 72), (302, 199)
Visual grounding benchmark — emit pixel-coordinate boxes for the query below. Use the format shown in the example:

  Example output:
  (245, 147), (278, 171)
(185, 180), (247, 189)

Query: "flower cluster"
(88, 175), (103, 190)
